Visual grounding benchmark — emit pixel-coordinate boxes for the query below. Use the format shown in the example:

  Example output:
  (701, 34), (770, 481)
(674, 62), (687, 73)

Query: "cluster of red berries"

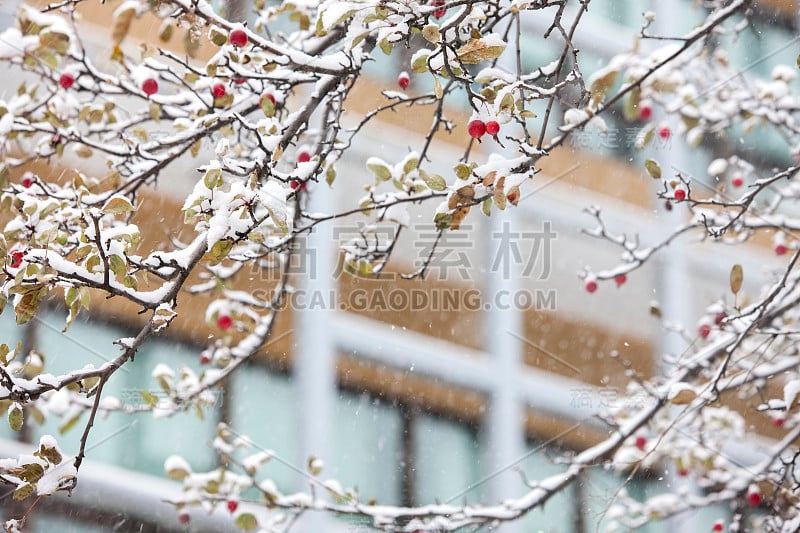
(468, 119), (500, 139)
(584, 273), (627, 293)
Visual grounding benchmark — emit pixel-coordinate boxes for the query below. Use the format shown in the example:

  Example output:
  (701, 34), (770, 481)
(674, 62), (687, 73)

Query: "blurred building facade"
(0, 0), (797, 532)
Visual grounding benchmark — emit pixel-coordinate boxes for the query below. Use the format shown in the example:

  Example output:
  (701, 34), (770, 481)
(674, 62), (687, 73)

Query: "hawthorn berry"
(142, 78), (158, 96)
(506, 191), (518, 204)
(468, 119), (486, 139)
(731, 175), (744, 187)
(712, 520), (724, 532)
(217, 315), (233, 330)
(59, 72), (75, 89)
(211, 83), (227, 99)
(229, 28), (248, 47)
(638, 105), (652, 121)
(200, 351), (212, 365)
(585, 279), (598, 294)
(775, 243), (788, 256)
(21, 175), (33, 188)
(290, 179), (307, 191)
(746, 490), (761, 507)
(297, 150), (311, 163)
(614, 274), (627, 287)
(699, 324), (711, 339)
(227, 500), (239, 513)
(774, 416), (785, 428)
(8, 250), (24, 269)
(714, 312), (727, 326)
(430, 0), (446, 18)
(635, 436), (647, 451)
(397, 71), (410, 90)
(678, 468), (689, 477)
(673, 188), (686, 201)
(178, 512), (190, 525)
(234, 77), (246, 85)
(658, 126), (671, 140)
(486, 120), (500, 136)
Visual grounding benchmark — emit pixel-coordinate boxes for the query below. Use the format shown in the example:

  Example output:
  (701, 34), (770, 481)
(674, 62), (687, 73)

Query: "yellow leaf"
(456, 37), (506, 65)
(730, 264), (743, 295)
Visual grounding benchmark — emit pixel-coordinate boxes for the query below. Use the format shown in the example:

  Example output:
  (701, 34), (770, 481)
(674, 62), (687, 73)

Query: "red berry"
(638, 105), (652, 121)
(229, 28), (248, 47)
(485, 120), (500, 135)
(59, 72), (75, 89)
(142, 78), (158, 96)
(211, 83), (226, 99)
(297, 151), (311, 163)
(635, 436), (647, 451)
(200, 351), (212, 365)
(746, 491), (761, 506)
(506, 191), (518, 204)
(774, 417), (785, 428)
(8, 250), (24, 269)
(217, 315), (233, 330)
(699, 324), (711, 339)
(775, 244), (788, 256)
(227, 500), (238, 513)
(731, 176), (744, 187)
(678, 468), (689, 477)
(468, 119), (486, 139)
(614, 274), (627, 287)
(290, 179), (307, 191)
(397, 71), (410, 90)
(430, 0), (446, 18)
(673, 188), (686, 201)
(712, 520), (724, 532)
(234, 77), (246, 85)
(178, 512), (190, 525)
(714, 312), (726, 325)
(585, 280), (597, 294)
(658, 126), (671, 140)
(21, 175), (33, 188)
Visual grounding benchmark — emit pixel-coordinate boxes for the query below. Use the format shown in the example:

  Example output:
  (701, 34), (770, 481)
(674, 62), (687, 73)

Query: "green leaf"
(402, 157), (419, 175)
(203, 168), (223, 189)
(19, 463), (44, 483)
(35, 443), (63, 465)
(378, 38), (393, 55)
(644, 159), (661, 180)
(367, 159), (392, 182)
(235, 513), (259, 531)
(325, 164), (336, 186)
(13, 483), (34, 501)
(8, 403), (23, 431)
(58, 411), (83, 434)
(411, 52), (430, 74)
(139, 390), (159, 408)
(209, 27), (227, 46)
(730, 264), (743, 295)
(454, 163), (472, 180)
(109, 254), (126, 278)
(420, 170), (446, 191)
